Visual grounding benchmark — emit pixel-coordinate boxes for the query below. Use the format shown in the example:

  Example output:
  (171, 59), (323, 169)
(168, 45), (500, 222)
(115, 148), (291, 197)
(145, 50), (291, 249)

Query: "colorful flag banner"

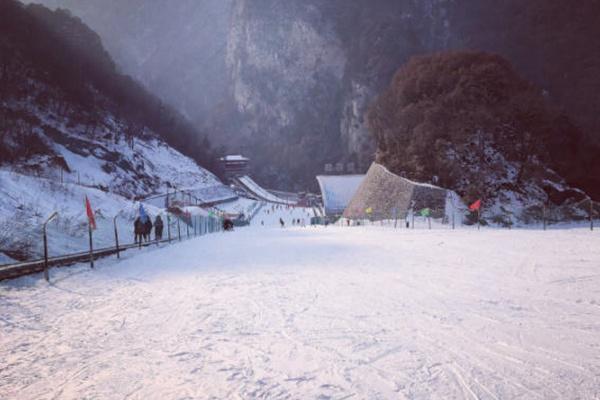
(365, 207), (373, 214)
(469, 199), (482, 212)
(420, 208), (431, 217)
(85, 196), (97, 230)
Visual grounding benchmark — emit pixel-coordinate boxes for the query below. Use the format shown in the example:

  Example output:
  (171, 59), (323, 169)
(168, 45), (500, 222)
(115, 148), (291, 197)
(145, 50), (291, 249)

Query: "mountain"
(23, 0), (600, 196)
(0, 0), (232, 261)
(369, 51), (595, 224)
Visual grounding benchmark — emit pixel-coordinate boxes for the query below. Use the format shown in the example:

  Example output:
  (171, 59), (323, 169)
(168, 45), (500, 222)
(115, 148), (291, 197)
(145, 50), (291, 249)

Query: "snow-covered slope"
(0, 2), (234, 262)
(0, 170), (163, 262)
(4, 92), (221, 199)
(237, 176), (290, 204)
(2, 225), (599, 399)
(0, 93), (233, 262)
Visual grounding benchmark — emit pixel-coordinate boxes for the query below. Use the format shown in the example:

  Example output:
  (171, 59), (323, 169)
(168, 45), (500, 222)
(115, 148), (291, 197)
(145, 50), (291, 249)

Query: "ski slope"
(1, 219), (600, 399)
(237, 176), (290, 204)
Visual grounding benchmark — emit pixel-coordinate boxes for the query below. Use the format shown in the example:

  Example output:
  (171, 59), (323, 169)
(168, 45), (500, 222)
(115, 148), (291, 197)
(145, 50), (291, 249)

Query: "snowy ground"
(1, 216), (600, 399)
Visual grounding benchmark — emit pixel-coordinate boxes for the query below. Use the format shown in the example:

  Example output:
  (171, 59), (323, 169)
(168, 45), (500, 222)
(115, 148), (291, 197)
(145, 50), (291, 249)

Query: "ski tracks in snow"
(1, 225), (600, 399)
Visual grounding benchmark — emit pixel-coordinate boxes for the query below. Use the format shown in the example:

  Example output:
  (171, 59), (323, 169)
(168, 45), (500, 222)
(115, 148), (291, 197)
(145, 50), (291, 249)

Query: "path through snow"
(1, 222), (599, 399)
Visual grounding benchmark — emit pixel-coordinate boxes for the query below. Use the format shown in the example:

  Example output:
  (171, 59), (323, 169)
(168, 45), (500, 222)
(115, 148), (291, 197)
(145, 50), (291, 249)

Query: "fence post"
(186, 216), (190, 239)
(542, 204), (546, 231)
(42, 212), (58, 282)
(113, 213), (120, 259)
(428, 216), (431, 230)
(590, 198), (594, 231)
(88, 222), (94, 269)
(177, 217), (181, 241)
(167, 214), (172, 243)
(411, 210), (415, 229)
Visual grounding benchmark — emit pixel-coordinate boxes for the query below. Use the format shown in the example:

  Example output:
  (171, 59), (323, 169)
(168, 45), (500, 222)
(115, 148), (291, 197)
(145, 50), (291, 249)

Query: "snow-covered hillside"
(1, 223), (599, 399)
(0, 97), (234, 262)
(0, 170), (163, 263)
(1, 1), (236, 263)
(4, 92), (221, 198)
(0, 94), (234, 262)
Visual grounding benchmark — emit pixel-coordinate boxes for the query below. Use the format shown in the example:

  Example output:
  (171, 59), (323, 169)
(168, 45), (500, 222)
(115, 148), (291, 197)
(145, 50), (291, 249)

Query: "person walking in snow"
(154, 215), (164, 241)
(143, 218), (153, 242)
(134, 217), (143, 247)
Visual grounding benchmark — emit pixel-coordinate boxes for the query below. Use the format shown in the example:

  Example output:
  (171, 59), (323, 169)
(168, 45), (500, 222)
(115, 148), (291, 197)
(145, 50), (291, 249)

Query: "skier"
(154, 215), (164, 241)
(279, 217), (285, 228)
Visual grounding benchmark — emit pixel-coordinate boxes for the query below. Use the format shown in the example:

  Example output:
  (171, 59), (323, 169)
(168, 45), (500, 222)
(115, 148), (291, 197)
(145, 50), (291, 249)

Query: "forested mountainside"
(23, 0), (600, 195)
(369, 52), (596, 224)
(1, 0), (219, 177)
(0, 0), (221, 199)
(0, 0), (228, 262)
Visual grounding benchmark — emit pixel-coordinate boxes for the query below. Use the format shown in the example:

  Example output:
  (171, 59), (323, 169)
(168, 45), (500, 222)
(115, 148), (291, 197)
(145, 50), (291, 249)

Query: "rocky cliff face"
(223, 1), (347, 187)
(24, 0), (600, 193)
(218, 0), (456, 188)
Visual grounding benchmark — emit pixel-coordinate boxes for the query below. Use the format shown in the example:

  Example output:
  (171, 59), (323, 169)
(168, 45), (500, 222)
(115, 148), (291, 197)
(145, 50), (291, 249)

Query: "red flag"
(85, 196), (97, 230)
(469, 199), (482, 212)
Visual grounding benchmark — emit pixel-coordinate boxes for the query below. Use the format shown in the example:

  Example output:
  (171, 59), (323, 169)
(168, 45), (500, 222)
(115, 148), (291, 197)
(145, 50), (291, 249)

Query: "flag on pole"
(420, 208), (431, 217)
(139, 204), (149, 222)
(85, 196), (96, 230)
(469, 199), (482, 212)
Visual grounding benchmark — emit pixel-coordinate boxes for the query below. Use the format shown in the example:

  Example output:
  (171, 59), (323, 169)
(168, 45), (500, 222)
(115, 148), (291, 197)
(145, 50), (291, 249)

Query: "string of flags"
(361, 199), (482, 220)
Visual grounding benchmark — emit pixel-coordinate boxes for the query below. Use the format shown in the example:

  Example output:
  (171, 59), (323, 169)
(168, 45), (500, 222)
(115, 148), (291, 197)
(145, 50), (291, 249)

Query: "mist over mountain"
(0, 0), (220, 196)
(27, 0), (600, 195)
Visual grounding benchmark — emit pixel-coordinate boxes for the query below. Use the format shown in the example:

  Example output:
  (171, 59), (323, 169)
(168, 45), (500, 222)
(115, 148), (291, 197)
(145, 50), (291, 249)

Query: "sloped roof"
(220, 155), (249, 162)
(344, 163), (448, 220)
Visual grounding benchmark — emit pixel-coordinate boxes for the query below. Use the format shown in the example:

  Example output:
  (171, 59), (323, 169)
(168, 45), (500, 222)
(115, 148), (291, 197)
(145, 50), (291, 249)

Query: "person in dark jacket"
(154, 215), (164, 241)
(279, 218), (285, 228)
(134, 217), (143, 247)
(143, 218), (153, 242)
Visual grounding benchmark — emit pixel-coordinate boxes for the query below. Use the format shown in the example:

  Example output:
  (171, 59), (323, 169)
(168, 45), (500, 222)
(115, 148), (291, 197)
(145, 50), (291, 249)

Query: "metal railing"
(0, 213), (224, 282)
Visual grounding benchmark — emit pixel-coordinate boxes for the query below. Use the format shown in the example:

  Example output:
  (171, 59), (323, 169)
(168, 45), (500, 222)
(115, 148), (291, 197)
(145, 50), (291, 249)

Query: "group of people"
(291, 218), (306, 227)
(278, 217), (307, 228)
(134, 215), (164, 245)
